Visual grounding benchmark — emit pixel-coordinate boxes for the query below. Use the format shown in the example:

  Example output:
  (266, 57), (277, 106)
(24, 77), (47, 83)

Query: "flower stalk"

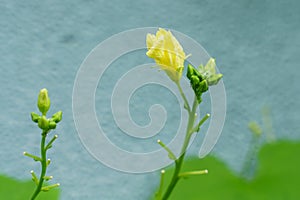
(147, 28), (223, 200)
(25, 89), (62, 200)
(160, 95), (209, 200)
(31, 130), (48, 200)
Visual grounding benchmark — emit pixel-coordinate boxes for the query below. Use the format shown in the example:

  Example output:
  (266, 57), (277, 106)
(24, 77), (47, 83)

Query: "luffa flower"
(146, 28), (187, 83)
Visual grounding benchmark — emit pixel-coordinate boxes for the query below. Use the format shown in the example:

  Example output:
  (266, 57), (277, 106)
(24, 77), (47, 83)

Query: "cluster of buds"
(187, 58), (223, 103)
(25, 88), (62, 199)
(30, 89), (62, 131)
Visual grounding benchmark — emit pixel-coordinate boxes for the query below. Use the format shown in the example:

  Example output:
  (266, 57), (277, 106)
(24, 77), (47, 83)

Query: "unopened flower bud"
(37, 88), (51, 116)
(51, 111), (62, 123)
(38, 116), (49, 130)
(199, 80), (208, 93)
(49, 120), (57, 129)
(198, 58), (223, 86)
(207, 74), (223, 86)
(187, 64), (202, 80)
(31, 112), (40, 123)
(187, 64), (208, 103)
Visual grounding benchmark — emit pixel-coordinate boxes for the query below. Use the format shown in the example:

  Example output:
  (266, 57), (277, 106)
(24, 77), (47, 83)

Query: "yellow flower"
(146, 28), (187, 83)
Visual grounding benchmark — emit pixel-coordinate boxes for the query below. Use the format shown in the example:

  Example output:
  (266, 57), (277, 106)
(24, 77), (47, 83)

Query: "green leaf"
(0, 175), (59, 200)
(151, 140), (300, 200)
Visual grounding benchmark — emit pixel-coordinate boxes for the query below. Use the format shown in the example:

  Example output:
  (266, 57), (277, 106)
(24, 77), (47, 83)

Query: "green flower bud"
(38, 116), (49, 130)
(198, 58), (223, 86)
(187, 64), (194, 80)
(187, 64), (208, 103)
(199, 80), (208, 93)
(193, 80), (208, 103)
(190, 75), (200, 86)
(187, 64), (202, 81)
(186, 59), (223, 103)
(51, 111), (62, 123)
(31, 112), (40, 123)
(37, 88), (51, 116)
(207, 74), (223, 86)
(49, 120), (57, 129)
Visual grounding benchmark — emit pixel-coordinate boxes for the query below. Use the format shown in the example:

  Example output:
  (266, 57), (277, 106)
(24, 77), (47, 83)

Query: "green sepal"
(187, 64), (203, 81)
(198, 80), (208, 93)
(31, 112), (40, 123)
(38, 116), (49, 130)
(51, 111), (62, 123)
(49, 120), (56, 129)
(207, 74), (223, 86)
(198, 58), (223, 86)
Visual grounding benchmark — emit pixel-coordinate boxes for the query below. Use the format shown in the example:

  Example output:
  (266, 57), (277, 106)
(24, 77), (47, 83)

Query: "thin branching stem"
(31, 130), (48, 200)
(161, 95), (198, 200)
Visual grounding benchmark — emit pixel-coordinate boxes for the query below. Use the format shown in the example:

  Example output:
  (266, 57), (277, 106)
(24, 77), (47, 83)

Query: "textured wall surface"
(1, 0), (300, 199)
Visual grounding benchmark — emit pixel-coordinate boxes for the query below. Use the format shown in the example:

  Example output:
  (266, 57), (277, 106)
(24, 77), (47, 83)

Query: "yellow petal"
(146, 28), (187, 82)
(146, 33), (156, 50)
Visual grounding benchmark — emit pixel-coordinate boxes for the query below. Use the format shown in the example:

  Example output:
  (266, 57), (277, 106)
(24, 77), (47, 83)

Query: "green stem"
(191, 114), (210, 133)
(45, 135), (58, 150)
(240, 134), (260, 180)
(156, 170), (165, 199)
(161, 96), (198, 200)
(178, 169), (208, 178)
(157, 140), (177, 160)
(176, 82), (191, 114)
(31, 130), (48, 200)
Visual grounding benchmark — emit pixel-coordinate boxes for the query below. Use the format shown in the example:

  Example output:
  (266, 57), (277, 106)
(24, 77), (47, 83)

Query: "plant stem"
(156, 170), (165, 199)
(161, 96), (198, 200)
(31, 130), (48, 200)
(176, 82), (191, 114)
(240, 134), (260, 180)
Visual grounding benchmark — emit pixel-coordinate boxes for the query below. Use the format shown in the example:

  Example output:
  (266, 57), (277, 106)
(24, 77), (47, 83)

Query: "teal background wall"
(1, 0), (299, 199)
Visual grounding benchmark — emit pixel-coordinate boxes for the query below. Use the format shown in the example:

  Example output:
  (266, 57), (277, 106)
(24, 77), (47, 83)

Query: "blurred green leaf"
(0, 175), (59, 200)
(151, 140), (300, 199)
